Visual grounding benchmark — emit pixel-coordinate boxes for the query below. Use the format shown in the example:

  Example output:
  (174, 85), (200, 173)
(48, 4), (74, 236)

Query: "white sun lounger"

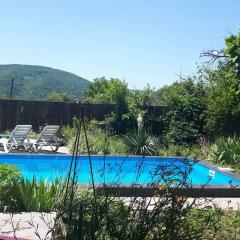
(0, 125), (32, 153)
(31, 125), (60, 152)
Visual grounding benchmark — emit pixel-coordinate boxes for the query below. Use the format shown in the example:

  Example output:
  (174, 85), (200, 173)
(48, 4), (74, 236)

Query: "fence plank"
(0, 99), (166, 131)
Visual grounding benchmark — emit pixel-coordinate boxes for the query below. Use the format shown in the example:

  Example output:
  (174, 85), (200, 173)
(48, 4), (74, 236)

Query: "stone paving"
(188, 197), (240, 210)
(123, 197), (240, 211)
(0, 212), (56, 240)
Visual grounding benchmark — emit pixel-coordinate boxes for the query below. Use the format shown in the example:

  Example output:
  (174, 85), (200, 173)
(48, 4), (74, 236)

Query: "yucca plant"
(208, 136), (240, 168)
(124, 129), (157, 155)
(17, 177), (62, 212)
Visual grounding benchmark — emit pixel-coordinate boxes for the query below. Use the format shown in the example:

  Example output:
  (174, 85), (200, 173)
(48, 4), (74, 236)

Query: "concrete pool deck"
(121, 198), (240, 211)
(0, 212), (56, 240)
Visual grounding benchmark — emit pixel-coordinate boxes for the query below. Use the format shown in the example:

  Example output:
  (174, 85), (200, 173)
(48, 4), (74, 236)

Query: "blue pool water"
(0, 154), (239, 185)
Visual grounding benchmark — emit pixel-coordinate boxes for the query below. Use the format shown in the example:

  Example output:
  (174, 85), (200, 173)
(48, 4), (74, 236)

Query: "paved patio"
(0, 212), (56, 240)
(122, 197), (240, 211)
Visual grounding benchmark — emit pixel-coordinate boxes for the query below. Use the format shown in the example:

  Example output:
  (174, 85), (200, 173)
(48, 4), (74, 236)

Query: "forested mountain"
(0, 64), (90, 100)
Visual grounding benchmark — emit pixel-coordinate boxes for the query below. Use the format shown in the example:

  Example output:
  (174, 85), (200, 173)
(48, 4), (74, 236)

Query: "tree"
(224, 31), (240, 78)
(46, 92), (75, 102)
(85, 78), (153, 134)
(201, 31), (240, 78)
(85, 77), (129, 104)
(85, 77), (131, 133)
(200, 62), (240, 138)
(85, 77), (109, 103)
(152, 78), (207, 145)
(200, 31), (240, 138)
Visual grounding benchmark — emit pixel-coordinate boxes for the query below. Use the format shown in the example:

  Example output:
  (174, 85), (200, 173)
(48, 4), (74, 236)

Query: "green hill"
(0, 64), (91, 100)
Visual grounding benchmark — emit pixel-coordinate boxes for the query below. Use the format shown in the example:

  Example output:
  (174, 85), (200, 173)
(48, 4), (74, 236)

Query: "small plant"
(208, 136), (240, 168)
(0, 164), (23, 211)
(124, 129), (157, 155)
(17, 177), (62, 212)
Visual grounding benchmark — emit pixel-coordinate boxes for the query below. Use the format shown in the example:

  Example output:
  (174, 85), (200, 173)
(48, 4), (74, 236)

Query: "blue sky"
(0, 1), (239, 89)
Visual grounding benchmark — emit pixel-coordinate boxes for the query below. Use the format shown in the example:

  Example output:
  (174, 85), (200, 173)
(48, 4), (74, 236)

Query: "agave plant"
(208, 136), (240, 168)
(124, 129), (157, 155)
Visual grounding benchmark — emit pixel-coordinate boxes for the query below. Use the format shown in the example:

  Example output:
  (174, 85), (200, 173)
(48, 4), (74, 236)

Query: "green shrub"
(164, 121), (200, 146)
(17, 177), (62, 212)
(60, 125), (77, 145)
(208, 136), (240, 168)
(154, 79), (206, 145)
(67, 127), (109, 154)
(0, 164), (23, 211)
(157, 144), (205, 159)
(109, 136), (128, 155)
(124, 129), (157, 155)
(64, 122), (128, 155)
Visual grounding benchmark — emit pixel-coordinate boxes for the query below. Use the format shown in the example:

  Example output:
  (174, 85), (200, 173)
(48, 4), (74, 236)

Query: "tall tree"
(153, 78), (207, 144)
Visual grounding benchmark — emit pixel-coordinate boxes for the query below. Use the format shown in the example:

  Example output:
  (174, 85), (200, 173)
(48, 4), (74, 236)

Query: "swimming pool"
(0, 154), (239, 185)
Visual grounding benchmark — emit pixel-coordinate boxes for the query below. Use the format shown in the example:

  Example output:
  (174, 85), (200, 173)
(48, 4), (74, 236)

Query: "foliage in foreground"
(58, 185), (240, 240)
(18, 177), (62, 212)
(0, 165), (62, 212)
(0, 164), (23, 211)
(0, 180), (239, 239)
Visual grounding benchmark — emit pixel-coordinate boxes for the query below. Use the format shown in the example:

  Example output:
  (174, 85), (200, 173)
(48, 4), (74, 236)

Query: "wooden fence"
(0, 99), (167, 131)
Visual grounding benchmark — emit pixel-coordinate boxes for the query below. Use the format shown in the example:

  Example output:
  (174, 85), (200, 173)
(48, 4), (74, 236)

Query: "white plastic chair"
(31, 125), (60, 152)
(0, 125), (32, 153)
